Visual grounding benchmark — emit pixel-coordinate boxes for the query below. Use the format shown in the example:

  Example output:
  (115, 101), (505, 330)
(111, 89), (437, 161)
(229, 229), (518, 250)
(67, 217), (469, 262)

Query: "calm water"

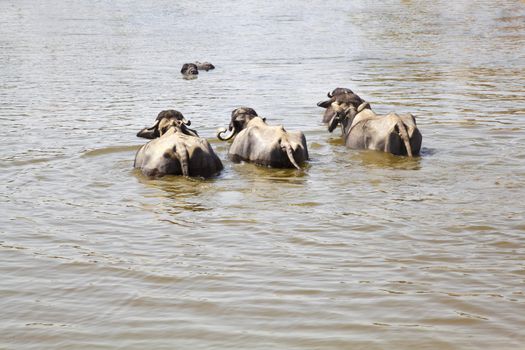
(1, 1), (525, 349)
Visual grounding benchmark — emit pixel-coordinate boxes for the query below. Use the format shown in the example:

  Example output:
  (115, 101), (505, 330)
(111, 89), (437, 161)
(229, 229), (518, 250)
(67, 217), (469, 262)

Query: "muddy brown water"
(1, 1), (525, 349)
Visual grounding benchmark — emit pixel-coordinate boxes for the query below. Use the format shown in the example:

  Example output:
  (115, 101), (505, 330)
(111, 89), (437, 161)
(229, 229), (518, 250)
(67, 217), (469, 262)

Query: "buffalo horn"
(181, 116), (191, 126)
(217, 126), (237, 141)
(180, 124), (199, 137)
(136, 119), (160, 139)
(357, 101), (371, 113)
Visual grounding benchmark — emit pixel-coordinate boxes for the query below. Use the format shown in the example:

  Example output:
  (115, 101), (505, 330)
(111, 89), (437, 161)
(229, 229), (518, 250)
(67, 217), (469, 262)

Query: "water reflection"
(133, 170), (215, 218)
(231, 161), (309, 185)
(350, 150), (423, 170)
(134, 170), (209, 198)
(82, 145), (140, 158)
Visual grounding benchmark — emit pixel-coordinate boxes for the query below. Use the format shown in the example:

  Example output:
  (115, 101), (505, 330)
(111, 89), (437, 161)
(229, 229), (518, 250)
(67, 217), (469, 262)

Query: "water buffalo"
(317, 87), (366, 123)
(217, 107), (309, 169)
(135, 110), (223, 178)
(328, 101), (422, 157)
(180, 63), (199, 77)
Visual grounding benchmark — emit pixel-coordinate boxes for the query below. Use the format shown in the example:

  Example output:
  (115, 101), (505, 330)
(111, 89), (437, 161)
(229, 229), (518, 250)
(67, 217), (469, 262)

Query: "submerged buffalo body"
(194, 61), (215, 71)
(317, 87), (366, 123)
(135, 110), (223, 178)
(329, 102), (422, 156)
(217, 107), (309, 169)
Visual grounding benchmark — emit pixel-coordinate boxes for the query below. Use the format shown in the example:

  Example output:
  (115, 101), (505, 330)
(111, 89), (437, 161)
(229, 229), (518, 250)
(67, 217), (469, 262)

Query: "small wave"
(0, 155), (68, 168)
(82, 145), (140, 158)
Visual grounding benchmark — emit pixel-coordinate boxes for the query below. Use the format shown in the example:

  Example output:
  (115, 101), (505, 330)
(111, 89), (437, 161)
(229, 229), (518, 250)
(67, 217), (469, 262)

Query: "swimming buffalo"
(217, 107), (309, 169)
(135, 110), (223, 177)
(181, 62), (215, 77)
(328, 101), (422, 157)
(317, 87), (366, 123)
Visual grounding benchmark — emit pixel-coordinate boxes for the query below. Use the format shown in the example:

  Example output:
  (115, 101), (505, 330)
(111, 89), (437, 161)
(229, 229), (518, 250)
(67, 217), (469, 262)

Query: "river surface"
(1, 1), (525, 349)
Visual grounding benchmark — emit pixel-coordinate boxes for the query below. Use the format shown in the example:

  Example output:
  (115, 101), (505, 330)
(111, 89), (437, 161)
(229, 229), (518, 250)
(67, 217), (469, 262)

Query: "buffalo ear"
(317, 99), (332, 108)
(137, 120), (160, 139)
(327, 115), (339, 133)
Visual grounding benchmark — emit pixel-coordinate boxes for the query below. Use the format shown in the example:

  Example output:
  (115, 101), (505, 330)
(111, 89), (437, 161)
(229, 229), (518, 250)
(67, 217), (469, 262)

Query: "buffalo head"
(327, 87), (355, 98)
(317, 87), (367, 123)
(317, 87), (355, 107)
(217, 107), (265, 141)
(181, 63), (199, 76)
(137, 109), (198, 139)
